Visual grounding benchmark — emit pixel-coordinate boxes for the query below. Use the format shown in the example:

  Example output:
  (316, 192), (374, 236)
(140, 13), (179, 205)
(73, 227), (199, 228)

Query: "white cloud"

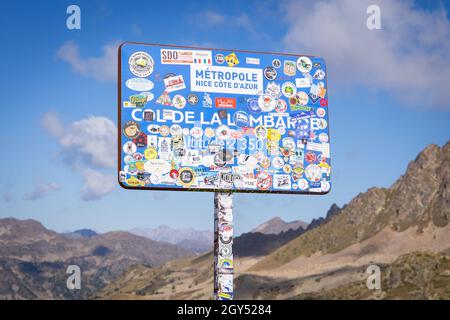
(80, 169), (116, 201)
(56, 41), (118, 82)
(282, 0), (450, 109)
(24, 182), (62, 201)
(42, 112), (117, 201)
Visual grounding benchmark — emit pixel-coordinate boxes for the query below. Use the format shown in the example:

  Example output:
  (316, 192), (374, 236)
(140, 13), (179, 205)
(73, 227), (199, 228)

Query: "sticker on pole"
(118, 42), (331, 194)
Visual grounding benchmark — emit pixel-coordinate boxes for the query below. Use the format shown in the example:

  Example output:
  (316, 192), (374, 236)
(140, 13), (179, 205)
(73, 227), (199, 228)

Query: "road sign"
(118, 42), (331, 194)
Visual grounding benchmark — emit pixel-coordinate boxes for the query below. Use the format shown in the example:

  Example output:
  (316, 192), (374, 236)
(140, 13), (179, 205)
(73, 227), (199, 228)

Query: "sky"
(0, 0), (449, 235)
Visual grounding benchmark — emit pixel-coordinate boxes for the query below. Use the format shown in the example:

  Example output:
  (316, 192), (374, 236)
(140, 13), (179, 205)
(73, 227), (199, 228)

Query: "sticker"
(160, 49), (212, 65)
(283, 60), (296, 76)
(266, 82), (282, 98)
(156, 91), (172, 106)
(267, 128), (281, 142)
(234, 111), (249, 127)
(142, 109), (155, 122)
(317, 107), (326, 117)
(256, 172), (272, 190)
(305, 164), (322, 182)
(147, 124), (160, 134)
(272, 59), (281, 68)
(291, 92), (309, 107)
(314, 69), (326, 80)
(164, 75), (186, 92)
(190, 127), (203, 139)
(305, 151), (318, 163)
(128, 51), (154, 77)
(216, 125), (231, 140)
(159, 125), (170, 136)
(202, 93), (213, 107)
(319, 133), (329, 143)
(295, 77), (312, 88)
(320, 98), (328, 107)
(172, 95), (186, 109)
(263, 66), (277, 80)
(123, 121), (140, 139)
(258, 95), (276, 112)
(123, 141), (137, 155)
(282, 82), (297, 97)
(253, 125), (266, 140)
(225, 52), (239, 67)
(187, 93), (199, 105)
(215, 97), (236, 109)
(178, 167), (195, 187)
(298, 178), (309, 190)
(246, 57), (260, 65)
(214, 149), (233, 167)
(215, 54), (225, 64)
(204, 127), (215, 138)
(247, 98), (261, 113)
(126, 78), (154, 91)
(133, 132), (147, 147)
(272, 157), (284, 169)
(321, 180), (330, 192)
(273, 174), (291, 189)
(275, 99), (288, 113)
(297, 56), (312, 73)
(144, 147), (158, 160)
(170, 124), (182, 135)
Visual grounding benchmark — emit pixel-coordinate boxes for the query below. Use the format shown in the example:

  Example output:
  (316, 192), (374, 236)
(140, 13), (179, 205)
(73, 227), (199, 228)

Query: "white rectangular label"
(190, 65), (263, 95)
(161, 49), (212, 65)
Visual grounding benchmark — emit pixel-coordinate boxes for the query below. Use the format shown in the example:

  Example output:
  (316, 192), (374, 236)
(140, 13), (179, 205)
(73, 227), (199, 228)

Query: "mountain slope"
(130, 225), (213, 253)
(251, 217), (308, 235)
(0, 218), (193, 299)
(250, 142), (450, 271)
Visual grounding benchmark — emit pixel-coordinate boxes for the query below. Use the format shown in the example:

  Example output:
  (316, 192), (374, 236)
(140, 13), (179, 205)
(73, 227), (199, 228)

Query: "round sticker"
(317, 107), (326, 117)
(215, 54), (225, 64)
(170, 124), (182, 135)
(305, 152), (318, 163)
(267, 128), (281, 142)
(272, 157), (284, 169)
(234, 111), (249, 127)
(144, 147), (158, 160)
(275, 99), (288, 113)
(305, 164), (322, 182)
(256, 172), (272, 190)
(204, 127), (215, 138)
(319, 132), (329, 143)
(159, 125), (170, 136)
(190, 127), (203, 139)
(255, 125), (267, 140)
(126, 78), (154, 91)
(321, 180), (330, 192)
(272, 58), (281, 68)
(283, 164), (292, 174)
(258, 95), (276, 112)
(282, 137), (295, 150)
(296, 92), (309, 106)
(182, 128), (190, 136)
(298, 178), (309, 190)
(320, 98), (328, 107)
(178, 167), (195, 187)
(123, 121), (140, 139)
(187, 94), (199, 105)
(263, 67), (277, 80)
(278, 127), (286, 135)
(296, 56), (312, 73)
(128, 51), (154, 77)
(123, 141), (137, 155)
(216, 125), (231, 140)
(172, 95), (186, 109)
(282, 82), (297, 98)
(214, 150), (233, 167)
(247, 97), (261, 113)
(317, 119), (328, 129)
(169, 169), (179, 179)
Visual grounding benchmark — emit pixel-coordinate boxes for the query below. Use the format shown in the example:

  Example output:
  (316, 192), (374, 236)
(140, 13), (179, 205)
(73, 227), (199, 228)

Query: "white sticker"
(126, 78), (154, 91)
(190, 65), (263, 95)
(161, 49), (212, 65)
(164, 75), (186, 92)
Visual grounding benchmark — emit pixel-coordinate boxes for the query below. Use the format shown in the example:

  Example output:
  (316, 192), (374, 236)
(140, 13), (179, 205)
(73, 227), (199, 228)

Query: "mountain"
(63, 229), (98, 239)
(97, 142), (450, 300)
(251, 217), (308, 235)
(0, 218), (193, 299)
(250, 142), (450, 271)
(130, 225), (213, 253)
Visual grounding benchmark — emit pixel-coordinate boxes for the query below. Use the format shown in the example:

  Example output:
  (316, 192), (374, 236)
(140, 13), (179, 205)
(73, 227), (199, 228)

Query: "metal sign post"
(214, 191), (233, 300)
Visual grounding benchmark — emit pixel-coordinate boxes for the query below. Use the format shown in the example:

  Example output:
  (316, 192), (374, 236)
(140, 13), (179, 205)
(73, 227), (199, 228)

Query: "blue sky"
(0, 0), (449, 235)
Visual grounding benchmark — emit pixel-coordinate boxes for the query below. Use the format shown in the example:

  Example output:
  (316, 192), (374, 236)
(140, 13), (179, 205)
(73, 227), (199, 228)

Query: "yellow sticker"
(135, 161), (145, 171)
(126, 176), (140, 186)
(267, 128), (281, 142)
(225, 52), (239, 67)
(178, 167), (195, 187)
(144, 147), (158, 160)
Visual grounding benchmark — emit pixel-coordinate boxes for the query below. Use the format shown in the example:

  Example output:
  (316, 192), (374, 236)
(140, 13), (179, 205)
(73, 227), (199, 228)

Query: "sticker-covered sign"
(119, 42), (331, 194)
